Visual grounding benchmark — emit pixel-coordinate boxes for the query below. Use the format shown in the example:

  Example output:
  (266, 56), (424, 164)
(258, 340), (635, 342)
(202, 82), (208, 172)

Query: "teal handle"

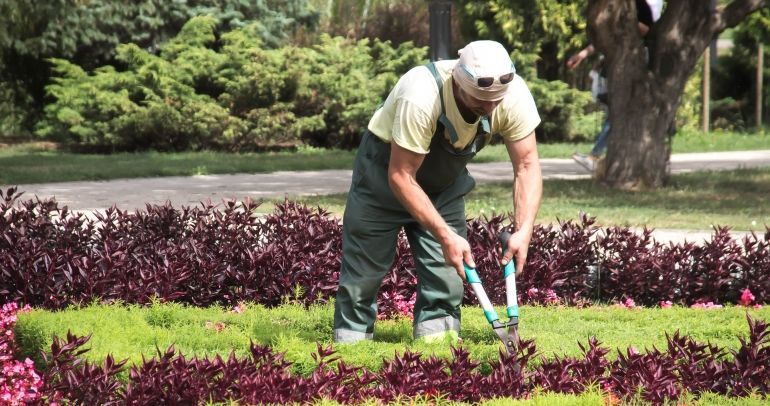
(484, 310), (499, 323)
(464, 263), (500, 323)
(503, 260), (516, 278)
(507, 305), (519, 318)
(464, 264), (481, 284)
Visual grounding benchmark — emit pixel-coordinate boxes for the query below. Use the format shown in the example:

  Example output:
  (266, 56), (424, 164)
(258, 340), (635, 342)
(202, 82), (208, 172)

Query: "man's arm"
(501, 131), (542, 275)
(388, 143), (474, 280)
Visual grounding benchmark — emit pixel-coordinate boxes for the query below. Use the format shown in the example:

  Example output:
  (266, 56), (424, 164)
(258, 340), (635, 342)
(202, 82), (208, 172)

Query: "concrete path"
(5, 150), (769, 214)
(3, 149), (769, 244)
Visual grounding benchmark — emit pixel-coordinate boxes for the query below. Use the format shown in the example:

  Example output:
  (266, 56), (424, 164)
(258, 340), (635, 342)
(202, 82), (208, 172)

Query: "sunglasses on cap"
(459, 64), (516, 88)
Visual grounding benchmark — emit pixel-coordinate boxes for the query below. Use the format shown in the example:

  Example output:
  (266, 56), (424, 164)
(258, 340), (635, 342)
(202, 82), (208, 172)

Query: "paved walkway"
(4, 150), (770, 244)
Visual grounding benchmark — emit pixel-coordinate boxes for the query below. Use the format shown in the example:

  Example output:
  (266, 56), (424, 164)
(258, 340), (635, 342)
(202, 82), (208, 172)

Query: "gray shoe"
(572, 153), (596, 172)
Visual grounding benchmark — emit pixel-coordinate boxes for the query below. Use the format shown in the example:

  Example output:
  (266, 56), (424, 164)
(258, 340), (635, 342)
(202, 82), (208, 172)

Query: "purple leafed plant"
(2, 303), (769, 404)
(2, 187), (770, 317)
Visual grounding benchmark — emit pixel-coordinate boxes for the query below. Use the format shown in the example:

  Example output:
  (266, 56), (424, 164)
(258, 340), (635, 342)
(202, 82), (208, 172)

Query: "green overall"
(333, 63), (492, 343)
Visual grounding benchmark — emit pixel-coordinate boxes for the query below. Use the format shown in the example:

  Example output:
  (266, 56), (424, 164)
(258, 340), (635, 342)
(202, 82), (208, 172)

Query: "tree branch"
(717, 0), (766, 31)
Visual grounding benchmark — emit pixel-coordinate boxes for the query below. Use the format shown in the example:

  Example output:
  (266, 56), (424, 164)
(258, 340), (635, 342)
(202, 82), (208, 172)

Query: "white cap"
(452, 40), (516, 102)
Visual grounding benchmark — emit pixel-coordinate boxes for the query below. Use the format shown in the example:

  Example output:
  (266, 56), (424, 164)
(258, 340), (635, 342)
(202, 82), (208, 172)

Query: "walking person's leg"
(573, 110), (610, 171)
(591, 115), (610, 157)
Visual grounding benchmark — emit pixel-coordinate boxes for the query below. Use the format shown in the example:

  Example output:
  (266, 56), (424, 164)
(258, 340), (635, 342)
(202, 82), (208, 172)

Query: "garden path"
(4, 149), (770, 244)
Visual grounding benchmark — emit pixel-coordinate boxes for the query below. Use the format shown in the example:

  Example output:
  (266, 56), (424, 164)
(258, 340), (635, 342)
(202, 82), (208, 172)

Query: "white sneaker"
(572, 153), (596, 172)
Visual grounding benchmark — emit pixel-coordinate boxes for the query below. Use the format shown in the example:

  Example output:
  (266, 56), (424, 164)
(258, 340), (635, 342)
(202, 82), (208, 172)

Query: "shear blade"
(493, 328), (517, 354)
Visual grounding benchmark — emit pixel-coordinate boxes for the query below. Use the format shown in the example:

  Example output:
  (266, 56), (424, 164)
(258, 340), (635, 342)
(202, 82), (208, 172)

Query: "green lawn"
(276, 167), (770, 231)
(1, 130), (767, 185)
(15, 302), (769, 376)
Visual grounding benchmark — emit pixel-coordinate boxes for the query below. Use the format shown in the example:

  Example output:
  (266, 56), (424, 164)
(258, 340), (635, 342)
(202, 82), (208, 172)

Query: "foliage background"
(2, 0), (769, 145)
(0, 0), (320, 140)
(34, 17), (425, 151)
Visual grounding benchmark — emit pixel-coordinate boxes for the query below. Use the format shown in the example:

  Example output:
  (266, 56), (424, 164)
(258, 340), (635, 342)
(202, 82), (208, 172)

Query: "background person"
(333, 40), (542, 343)
(568, 0), (662, 172)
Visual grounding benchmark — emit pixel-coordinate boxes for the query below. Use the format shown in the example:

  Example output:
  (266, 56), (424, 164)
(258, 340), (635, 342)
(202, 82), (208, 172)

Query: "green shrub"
(0, 78), (35, 140)
(0, 0), (321, 139)
(712, 8), (770, 130)
(295, 36), (426, 148)
(676, 57), (704, 132)
(37, 17), (427, 151)
(527, 78), (594, 142)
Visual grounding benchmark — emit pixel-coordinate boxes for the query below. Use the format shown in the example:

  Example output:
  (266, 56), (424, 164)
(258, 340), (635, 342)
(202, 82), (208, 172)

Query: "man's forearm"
(512, 157), (542, 233)
(389, 172), (452, 242)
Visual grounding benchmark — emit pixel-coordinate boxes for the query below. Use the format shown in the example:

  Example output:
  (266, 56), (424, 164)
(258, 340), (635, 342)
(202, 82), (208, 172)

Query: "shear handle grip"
(499, 231), (520, 318)
(464, 264), (500, 323)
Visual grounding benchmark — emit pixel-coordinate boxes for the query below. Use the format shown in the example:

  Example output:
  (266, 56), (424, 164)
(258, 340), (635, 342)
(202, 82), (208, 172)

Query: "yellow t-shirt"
(367, 59), (541, 154)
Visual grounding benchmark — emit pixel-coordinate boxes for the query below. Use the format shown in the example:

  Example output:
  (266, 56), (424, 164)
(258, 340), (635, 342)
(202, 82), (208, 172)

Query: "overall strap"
(425, 63), (460, 144)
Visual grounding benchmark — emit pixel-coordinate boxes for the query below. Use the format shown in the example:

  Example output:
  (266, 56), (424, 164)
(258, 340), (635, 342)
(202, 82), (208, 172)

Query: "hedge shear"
(463, 231), (519, 354)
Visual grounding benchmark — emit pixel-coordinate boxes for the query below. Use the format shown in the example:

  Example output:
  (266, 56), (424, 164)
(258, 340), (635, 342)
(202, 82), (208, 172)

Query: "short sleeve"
(391, 98), (436, 154)
(494, 77), (541, 143)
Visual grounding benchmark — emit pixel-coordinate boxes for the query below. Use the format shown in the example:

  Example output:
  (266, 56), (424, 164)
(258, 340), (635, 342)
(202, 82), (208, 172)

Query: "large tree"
(589, 0), (767, 189)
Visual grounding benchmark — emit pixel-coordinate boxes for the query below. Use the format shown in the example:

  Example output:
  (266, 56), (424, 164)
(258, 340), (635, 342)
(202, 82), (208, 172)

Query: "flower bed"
(2, 188), (769, 318)
(1, 303), (41, 405)
(3, 302), (770, 404)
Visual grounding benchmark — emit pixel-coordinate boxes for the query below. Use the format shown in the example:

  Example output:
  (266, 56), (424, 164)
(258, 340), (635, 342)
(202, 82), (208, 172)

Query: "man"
(333, 40), (542, 343)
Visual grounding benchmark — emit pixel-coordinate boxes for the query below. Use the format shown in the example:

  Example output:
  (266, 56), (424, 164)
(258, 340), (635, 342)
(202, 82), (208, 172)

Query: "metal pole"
(757, 43), (764, 130)
(428, 0), (452, 61)
(703, 47), (710, 133)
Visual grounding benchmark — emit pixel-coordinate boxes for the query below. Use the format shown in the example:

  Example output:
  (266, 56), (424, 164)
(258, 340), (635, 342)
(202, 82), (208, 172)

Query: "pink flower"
(659, 300), (672, 308)
(753, 304), (763, 310)
(740, 288), (755, 307)
(691, 301), (723, 309)
(623, 298), (636, 309)
(0, 303), (43, 403)
(544, 289), (559, 305)
(205, 321), (227, 332)
(394, 292), (416, 320)
(231, 302), (246, 314)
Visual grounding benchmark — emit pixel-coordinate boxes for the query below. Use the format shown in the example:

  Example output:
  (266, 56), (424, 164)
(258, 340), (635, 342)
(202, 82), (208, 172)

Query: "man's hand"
(500, 229), (531, 276)
(440, 232), (475, 281)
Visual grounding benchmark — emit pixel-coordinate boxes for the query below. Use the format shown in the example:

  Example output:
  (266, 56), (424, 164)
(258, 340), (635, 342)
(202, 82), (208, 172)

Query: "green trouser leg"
(333, 191), (467, 343)
(405, 196), (466, 339)
(333, 134), (474, 343)
(333, 190), (406, 343)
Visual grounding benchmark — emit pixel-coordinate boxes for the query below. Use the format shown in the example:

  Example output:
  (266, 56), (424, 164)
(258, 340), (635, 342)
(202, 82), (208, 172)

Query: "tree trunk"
(586, 0), (766, 190)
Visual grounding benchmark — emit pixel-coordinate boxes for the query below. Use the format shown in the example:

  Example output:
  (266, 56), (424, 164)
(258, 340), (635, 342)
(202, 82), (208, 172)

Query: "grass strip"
(14, 301), (769, 377)
(1, 131), (767, 184)
(278, 167), (770, 231)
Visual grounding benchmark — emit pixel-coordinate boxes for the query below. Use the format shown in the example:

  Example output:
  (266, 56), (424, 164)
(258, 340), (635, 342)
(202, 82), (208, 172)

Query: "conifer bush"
(36, 16), (427, 152)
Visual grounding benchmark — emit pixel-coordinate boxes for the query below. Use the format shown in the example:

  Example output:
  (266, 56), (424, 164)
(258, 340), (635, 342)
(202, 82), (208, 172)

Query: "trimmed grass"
(474, 130), (770, 162)
(473, 168), (770, 231)
(0, 145), (357, 185)
(1, 131), (767, 185)
(276, 167), (770, 231)
(14, 302), (770, 376)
